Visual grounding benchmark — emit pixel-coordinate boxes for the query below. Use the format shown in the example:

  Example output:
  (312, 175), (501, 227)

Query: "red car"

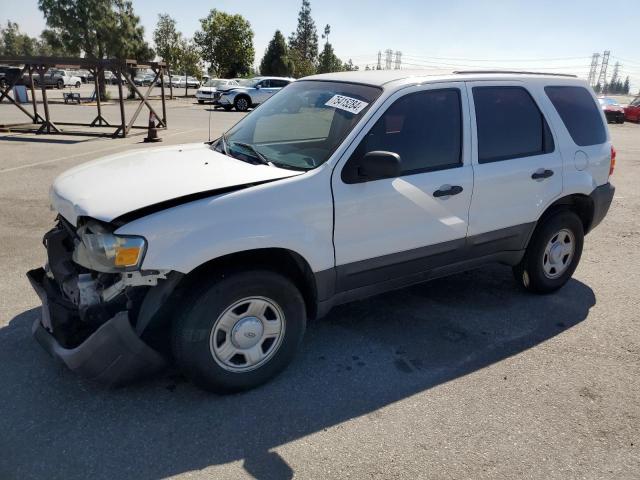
(598, 97), (625, 124)
(624, 96), (640, 122)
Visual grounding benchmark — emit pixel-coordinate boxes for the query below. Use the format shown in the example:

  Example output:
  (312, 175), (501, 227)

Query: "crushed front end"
(27, 217), (181, 386)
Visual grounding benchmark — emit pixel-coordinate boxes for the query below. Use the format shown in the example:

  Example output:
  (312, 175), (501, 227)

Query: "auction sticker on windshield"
(325, 95), (369, 114)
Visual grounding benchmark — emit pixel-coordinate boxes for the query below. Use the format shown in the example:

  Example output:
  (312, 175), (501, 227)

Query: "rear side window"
(545, 86), (606, 146)
(473, 86), (554, 163)
(270, 80), (289, 88)
(352, 88), (462, 176)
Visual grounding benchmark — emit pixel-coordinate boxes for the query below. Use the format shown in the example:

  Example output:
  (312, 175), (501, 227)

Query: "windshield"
(599, 98), (618, 106)
(204, 79), (227, 88)
(212, 80), (382, 170)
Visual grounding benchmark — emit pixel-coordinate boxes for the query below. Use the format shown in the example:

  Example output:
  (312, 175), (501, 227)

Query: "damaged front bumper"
(28, 267), (167, 386)
(27, 220), (179, 386)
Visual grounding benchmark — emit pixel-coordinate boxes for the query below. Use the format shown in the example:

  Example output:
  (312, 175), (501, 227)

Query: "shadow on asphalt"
(0, 265), (595, 480)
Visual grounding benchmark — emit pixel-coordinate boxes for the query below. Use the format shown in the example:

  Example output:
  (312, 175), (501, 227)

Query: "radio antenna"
(208, 103), (212, 143)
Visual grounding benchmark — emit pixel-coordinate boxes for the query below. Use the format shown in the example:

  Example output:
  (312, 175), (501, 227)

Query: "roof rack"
(453, 70), (577, 78)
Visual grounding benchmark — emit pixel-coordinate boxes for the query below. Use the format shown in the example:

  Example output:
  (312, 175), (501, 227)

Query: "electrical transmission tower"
(384, 49), (393, 69)
(394, 51), (402, 69)
(587, 53), (600, 86)
(596, 50), (610, 90)
(377, 51), (382, 70)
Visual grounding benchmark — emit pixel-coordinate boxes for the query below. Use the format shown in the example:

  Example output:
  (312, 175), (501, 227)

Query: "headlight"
(73, 220), (146, 272)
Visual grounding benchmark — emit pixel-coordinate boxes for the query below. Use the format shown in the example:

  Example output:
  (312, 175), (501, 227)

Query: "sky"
(2, 0), (639, 91)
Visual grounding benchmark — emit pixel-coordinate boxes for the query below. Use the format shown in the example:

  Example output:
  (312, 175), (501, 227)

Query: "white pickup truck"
(33, 69), (82, 89)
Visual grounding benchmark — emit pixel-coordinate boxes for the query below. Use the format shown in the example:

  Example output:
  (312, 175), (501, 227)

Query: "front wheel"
(234, 96), (250, 112)
(56, 79), (64, 89)
(197, 99), (204, 104)
(172, 270), (306, 393)
(513, 210), (584, 294)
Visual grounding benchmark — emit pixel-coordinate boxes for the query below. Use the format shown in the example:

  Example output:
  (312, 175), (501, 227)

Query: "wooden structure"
(0, 56), (168, 138)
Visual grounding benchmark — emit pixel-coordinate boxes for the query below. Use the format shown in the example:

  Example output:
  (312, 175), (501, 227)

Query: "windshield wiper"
(229, 141), (271, 166)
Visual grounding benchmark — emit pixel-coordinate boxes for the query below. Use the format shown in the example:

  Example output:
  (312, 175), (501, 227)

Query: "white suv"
(28, 71), (615, 392)
(218, 76), (295, 111)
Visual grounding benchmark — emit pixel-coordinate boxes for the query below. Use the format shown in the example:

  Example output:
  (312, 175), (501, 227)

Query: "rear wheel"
(197, 99), (204, 104)
(75, 81), (81, 88)
(513, 210), (584, 294)
(56, 79), (64, 89)
(172, 270), (306, 393)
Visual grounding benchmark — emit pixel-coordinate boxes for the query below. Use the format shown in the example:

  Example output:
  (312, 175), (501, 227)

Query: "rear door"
(465, 81), (563, 244)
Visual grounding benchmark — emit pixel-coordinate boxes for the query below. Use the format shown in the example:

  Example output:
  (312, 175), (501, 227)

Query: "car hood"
(50, 143), (302, 226)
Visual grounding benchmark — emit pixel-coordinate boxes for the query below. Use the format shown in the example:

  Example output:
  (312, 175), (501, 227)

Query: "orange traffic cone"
(144, 111), (162, 143)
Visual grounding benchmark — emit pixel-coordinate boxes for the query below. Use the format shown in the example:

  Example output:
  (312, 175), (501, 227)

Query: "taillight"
(609, 145), (616, 176)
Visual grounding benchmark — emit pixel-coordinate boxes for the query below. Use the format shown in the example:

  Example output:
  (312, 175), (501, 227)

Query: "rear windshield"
(545, 86), (606, 146)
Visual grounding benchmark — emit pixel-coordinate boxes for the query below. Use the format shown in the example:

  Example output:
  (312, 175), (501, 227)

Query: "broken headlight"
(72, 220), (146, 273)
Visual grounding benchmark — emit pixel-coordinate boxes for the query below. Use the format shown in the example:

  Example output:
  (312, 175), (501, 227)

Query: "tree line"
(0, 0), (356, 79)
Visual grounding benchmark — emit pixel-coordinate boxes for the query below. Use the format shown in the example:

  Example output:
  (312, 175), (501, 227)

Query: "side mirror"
(343, 151), (401, 184)
(255, 84), (261, 89)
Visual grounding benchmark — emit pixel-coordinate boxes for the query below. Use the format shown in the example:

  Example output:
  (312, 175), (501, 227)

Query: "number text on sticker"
(325, 95), (369, 114)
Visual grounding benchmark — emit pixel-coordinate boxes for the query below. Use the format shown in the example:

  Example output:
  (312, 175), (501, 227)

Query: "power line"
(401, 54), (591, 63)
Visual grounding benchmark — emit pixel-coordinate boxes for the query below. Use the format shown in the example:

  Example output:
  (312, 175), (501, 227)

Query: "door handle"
(433, 185), (463, 198)
(531, 169), (554, 180)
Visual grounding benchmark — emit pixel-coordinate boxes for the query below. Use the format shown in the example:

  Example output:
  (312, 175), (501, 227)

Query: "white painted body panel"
(465, 80), (564, 236)
(49, 143), (301, 226)
(116, 166), (334, 274)
(539, 83), (612, 195)
(331, 82), (473, 265)
(47, 72), (612, 280)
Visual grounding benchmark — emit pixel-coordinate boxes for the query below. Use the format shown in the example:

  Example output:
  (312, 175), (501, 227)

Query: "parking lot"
(0, 97), (639, 479)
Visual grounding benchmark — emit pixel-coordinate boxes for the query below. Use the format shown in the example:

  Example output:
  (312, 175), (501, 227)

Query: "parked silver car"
(218, 76), (295, 111)
(195, 78), (239, 104)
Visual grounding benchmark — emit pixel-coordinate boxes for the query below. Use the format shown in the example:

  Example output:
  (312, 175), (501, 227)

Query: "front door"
(332, 83), (474, 292)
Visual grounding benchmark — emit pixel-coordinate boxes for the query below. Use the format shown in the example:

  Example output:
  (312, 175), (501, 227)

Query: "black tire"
(75, 81), (81, 88)
(234, 95), (250, 112)
(223, 105), (233, 111)
(197, 99), (204, 104)
(172, 270), (306, 393)
(57, 79), (64, 89)
(513, 210), (584, 294)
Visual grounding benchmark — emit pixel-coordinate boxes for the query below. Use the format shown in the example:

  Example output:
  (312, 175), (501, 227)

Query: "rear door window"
(270, 79), (289, 88)
(545, 86), (606, 146)
(473, 86), (554, 163)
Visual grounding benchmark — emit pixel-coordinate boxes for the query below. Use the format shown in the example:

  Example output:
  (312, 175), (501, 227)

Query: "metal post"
(117, 67), (126, 138)
(38, 65), (53, 133)
(94, 67), (103, 126)
(27, 65), (39, 124)
(160, 67), (167, 128)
